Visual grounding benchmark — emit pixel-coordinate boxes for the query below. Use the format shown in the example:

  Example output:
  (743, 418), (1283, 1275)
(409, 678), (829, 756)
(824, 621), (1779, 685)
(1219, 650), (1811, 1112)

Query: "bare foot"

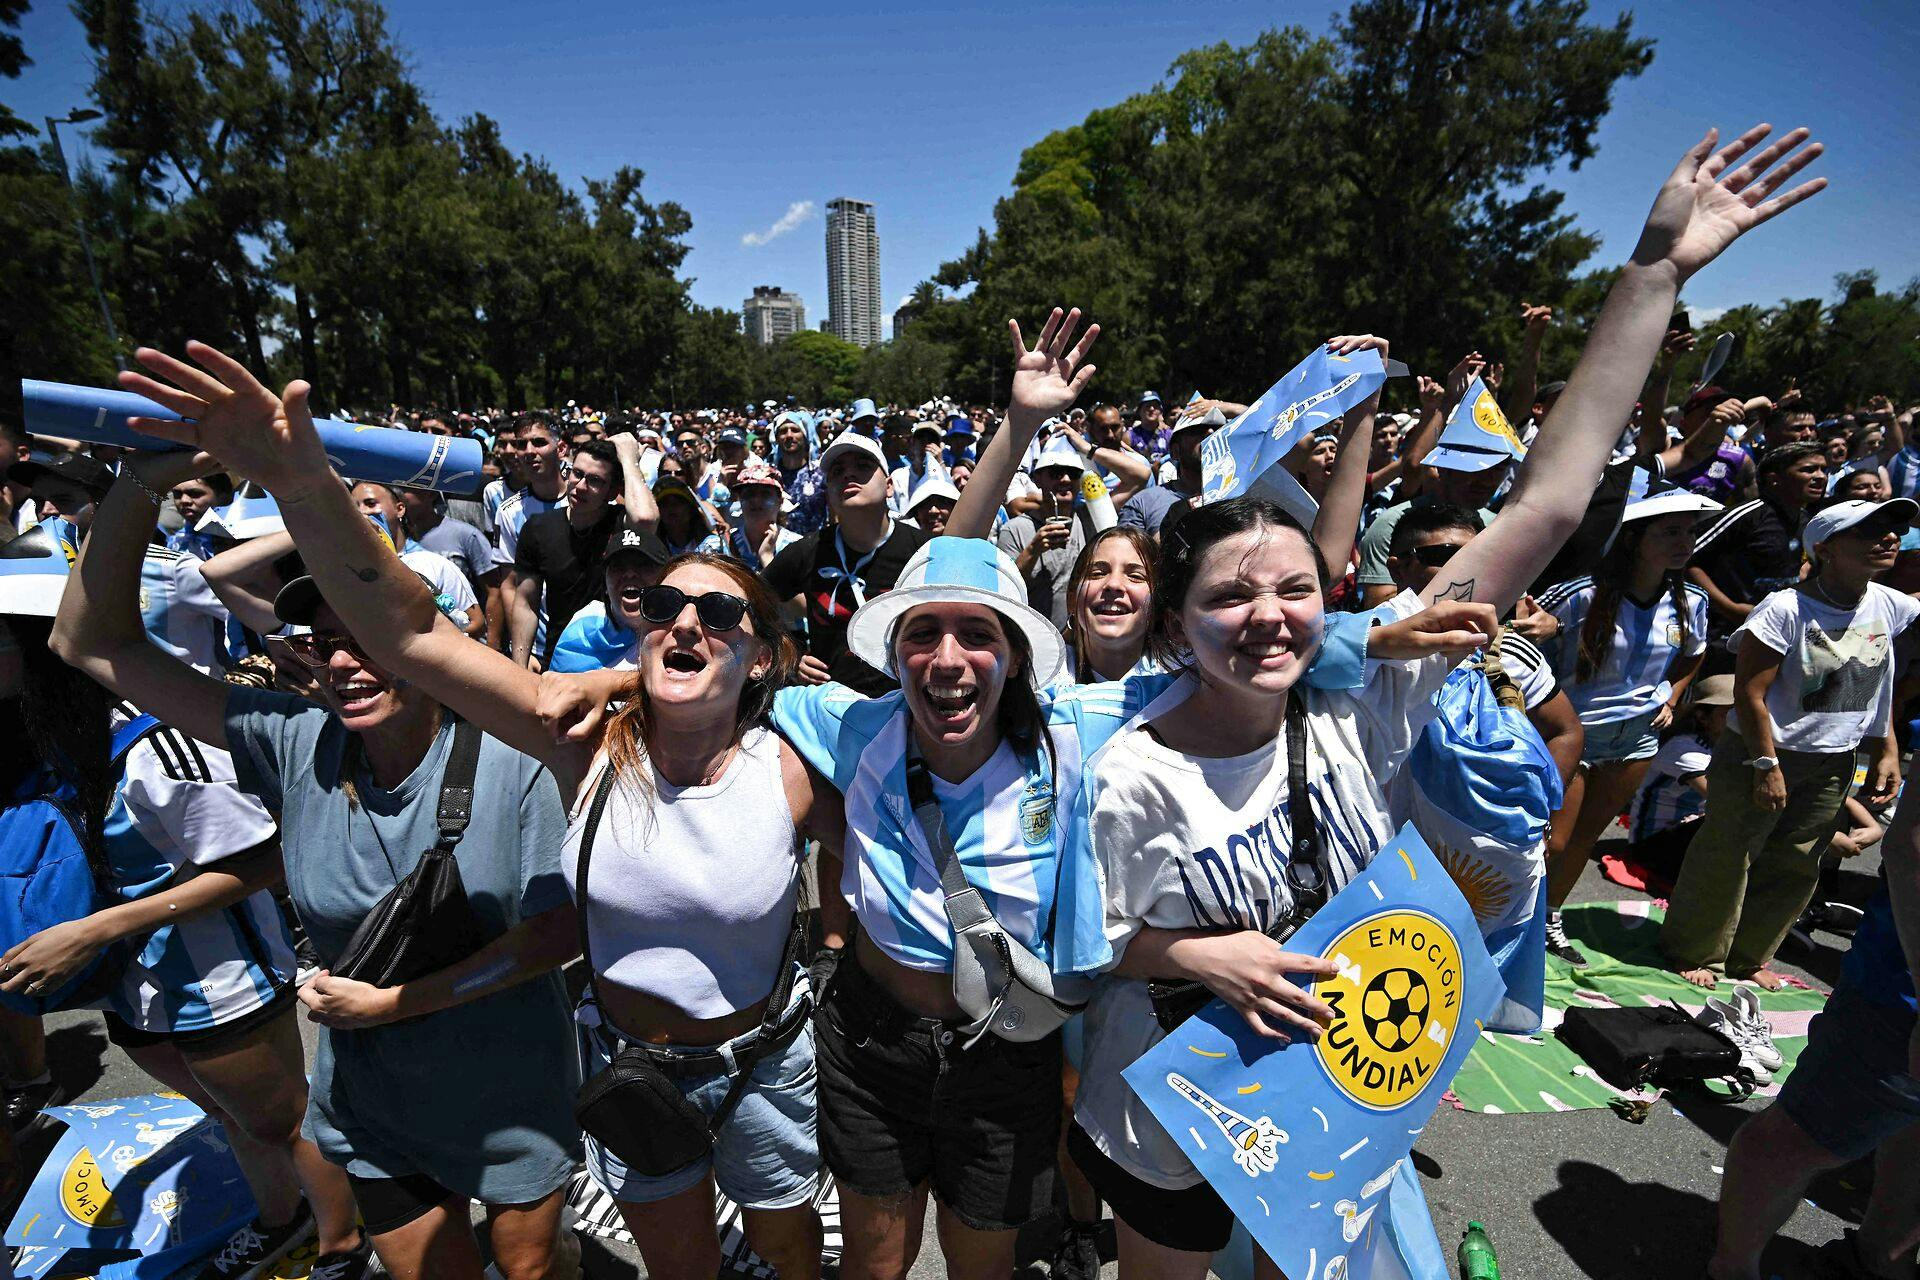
(1675, 966), (1718, 989)
(1736, 968), (1791, 992)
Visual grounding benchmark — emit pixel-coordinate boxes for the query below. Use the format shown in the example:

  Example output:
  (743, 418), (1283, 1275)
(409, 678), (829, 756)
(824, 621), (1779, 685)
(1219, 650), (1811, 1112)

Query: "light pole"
(44, 108), (124, 371)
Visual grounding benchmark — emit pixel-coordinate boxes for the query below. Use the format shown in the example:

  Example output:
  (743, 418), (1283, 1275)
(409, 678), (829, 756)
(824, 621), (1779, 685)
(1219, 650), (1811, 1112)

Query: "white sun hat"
(846, 536), (1065, 685)
(1620, 488), (1724, 524)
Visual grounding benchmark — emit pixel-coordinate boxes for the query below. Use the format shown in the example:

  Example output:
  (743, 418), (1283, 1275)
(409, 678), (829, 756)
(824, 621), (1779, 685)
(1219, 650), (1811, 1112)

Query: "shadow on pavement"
(1533, 1159), (1834, 1279)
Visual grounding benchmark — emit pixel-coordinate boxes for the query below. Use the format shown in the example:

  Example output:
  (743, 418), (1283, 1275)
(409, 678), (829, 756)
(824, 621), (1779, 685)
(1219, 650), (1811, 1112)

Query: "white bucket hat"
(1620, 488), (1723, 524)
(846, 537), (1065, 685)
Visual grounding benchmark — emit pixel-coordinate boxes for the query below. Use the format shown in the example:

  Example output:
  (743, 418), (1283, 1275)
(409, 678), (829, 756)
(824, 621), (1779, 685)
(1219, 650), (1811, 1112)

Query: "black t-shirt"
(763, 519), (929, 695)
(1690, 498), (1806, 643)
(514, 507), (619, 665)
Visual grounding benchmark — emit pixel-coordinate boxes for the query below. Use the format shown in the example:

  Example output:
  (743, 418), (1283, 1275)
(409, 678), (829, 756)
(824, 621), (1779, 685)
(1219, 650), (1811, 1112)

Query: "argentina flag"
(1199, 346), (1392, 523)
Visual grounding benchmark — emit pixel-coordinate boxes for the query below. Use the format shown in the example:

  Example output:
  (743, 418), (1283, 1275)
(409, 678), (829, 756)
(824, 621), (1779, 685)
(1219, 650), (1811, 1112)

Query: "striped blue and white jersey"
(42, 519), (231, 676)
(1886, 446), (1920, 500)
(1537, 576), (1709, 725)
(1630, 732), (1712, 841)
(104, 709), (294, 1034)
(494, 489), (564, 567)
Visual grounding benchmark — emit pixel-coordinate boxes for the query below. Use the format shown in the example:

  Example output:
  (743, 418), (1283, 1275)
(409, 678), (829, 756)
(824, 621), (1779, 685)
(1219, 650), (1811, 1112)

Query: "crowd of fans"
(0, 122), (1912, 1280)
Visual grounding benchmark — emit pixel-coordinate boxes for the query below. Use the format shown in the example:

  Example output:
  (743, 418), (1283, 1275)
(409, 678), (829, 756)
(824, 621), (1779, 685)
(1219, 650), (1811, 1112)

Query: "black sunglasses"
(1411, 542), (1465, 568)
(639, 585), (749, 632)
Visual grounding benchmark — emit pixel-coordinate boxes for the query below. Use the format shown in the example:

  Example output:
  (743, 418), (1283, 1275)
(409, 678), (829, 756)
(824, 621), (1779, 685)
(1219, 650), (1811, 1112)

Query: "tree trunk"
(293, 284), (320, 389)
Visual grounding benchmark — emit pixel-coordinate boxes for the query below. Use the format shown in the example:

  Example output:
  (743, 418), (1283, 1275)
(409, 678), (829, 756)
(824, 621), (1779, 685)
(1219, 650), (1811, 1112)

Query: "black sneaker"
(1545, 910), (1589, 967)
(5, 1076), (66, 1136)
(190, 1202), (315, 1279)
(310, 1233), (373, 1280)
(1051, 1218), (1102, 1280)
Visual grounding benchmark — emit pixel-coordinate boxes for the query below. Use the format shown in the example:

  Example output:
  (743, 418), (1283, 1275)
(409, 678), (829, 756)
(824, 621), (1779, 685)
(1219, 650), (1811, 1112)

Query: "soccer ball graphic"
(1360, 967), (1431, 1052)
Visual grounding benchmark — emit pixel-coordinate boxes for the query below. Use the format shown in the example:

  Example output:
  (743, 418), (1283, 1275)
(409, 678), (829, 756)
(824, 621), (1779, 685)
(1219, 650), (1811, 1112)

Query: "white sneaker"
(1698, 997), (1775, 1084)
(1729, 985), (1784, 1071)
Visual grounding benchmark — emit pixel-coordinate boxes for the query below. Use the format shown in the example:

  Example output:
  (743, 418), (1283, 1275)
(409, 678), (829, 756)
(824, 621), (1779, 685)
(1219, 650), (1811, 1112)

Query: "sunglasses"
(279, 630), (373, 668)
(1411, 542), (1466, 568)
(639, 585), (749, 632)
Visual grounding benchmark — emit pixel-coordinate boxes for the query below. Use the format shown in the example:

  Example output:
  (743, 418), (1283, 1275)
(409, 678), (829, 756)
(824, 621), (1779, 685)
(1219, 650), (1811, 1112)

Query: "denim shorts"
(814, 949), (1062, 1231)
(1777, 984), (1920, 1162)
(578, 973), (820, 1210)
(1581, 708), (1662, 764)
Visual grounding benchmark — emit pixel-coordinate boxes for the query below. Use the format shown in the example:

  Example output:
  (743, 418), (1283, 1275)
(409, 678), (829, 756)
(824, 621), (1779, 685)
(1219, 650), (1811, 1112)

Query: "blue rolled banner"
(21, 380), (486, 496)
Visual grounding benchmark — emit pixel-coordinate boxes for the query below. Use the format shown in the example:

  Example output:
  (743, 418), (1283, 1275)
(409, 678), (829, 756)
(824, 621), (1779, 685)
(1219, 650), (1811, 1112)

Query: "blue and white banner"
(22, 380), (486, 496)
(1424, 378), (1525, 474)
(1198, 347), (1390, 526)
(1123, 825), (1502, 1280)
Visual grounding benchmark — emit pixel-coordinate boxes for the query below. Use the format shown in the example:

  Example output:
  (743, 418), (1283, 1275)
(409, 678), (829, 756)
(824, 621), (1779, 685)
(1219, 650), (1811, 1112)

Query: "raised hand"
(1521, 302), (1554, 333)
(1325, 333), (1390, 359)
(1631, 124), (1826, 283)
(1418, 375), (1445, 416)
(1655, 327), (1697, 371)
(118, 342), (334, 501)
(1484, 361), (1505, 393)
(1446, 350), (1487, 406)
(1008, 307), (1100, 422)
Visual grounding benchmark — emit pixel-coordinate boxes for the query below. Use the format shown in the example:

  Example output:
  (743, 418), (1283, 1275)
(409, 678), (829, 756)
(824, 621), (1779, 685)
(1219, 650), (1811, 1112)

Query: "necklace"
(1805, 577), (1864, 610)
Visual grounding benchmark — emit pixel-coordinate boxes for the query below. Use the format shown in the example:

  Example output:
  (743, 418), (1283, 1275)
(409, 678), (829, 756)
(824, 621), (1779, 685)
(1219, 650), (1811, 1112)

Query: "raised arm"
(948, 307), (1099, 540)
(113, 344), (589, 789)
(49, 452), (236, 750)
(1310, 334), (1387, 572)
(201, 529), (300, 635)
(611, 432), (659, 532)
(1502, 303), (1553, 425)
(1423, 123), (1826, 613)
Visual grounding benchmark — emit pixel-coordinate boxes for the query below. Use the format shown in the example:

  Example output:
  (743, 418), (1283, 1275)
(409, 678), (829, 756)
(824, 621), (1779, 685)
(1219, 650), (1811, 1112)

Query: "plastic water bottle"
(1458, 1222), (1501, 1279)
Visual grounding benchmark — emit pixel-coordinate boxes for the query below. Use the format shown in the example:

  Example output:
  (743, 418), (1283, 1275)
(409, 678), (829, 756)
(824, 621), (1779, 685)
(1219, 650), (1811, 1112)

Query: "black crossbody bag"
(570, 764), (809, 1177)
(332, 718), (490, 988)
(1146, 696), (1332, 1032)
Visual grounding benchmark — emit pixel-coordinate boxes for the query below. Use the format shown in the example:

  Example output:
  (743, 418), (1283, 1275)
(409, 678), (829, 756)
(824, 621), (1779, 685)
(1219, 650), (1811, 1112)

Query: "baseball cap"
(1683, 385), (1733, 415)
(7, 450), (114, 499)
(605, 517), (670, 566)
(820, 430), (888, 473)
(1138, 391), (1162, 406)
(1691, 674), (1736, 707)
(716, 426), (748, 447)
(1804, 498), (1919, 550)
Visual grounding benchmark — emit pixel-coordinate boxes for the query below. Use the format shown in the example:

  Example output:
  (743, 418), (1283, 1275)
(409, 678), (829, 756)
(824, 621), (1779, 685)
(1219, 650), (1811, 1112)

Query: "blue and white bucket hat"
(846, 536), (1065, 686)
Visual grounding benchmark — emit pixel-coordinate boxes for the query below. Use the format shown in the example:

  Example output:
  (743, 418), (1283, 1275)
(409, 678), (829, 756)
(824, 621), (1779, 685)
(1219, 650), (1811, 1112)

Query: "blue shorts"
(1581, 708), (1661, 764)
(1777, 985), (1920, 1162)
(579, 974), (820, 1210)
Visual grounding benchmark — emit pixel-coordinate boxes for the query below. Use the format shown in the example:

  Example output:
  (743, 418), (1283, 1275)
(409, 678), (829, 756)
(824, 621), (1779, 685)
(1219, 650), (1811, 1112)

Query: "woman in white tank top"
(121, 376), (849, 1280)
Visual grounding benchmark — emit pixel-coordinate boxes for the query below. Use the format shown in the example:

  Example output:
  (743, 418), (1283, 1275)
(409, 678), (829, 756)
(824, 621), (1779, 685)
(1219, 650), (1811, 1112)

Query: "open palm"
(1008, 307), (1100, 420)
(1634, 124), (1826, 282)
(118, 342), (333, 498)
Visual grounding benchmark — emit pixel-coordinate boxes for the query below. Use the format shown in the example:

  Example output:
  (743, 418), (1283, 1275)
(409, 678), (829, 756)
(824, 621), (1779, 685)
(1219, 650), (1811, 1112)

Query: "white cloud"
(896, 294), (914, 309)
(741, 200), (816, 248)
(1689, 306), (1730, 326)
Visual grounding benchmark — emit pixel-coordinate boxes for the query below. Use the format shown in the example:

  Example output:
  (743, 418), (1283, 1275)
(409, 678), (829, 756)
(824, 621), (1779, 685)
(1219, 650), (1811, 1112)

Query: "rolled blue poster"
(21, 379), (486, 496)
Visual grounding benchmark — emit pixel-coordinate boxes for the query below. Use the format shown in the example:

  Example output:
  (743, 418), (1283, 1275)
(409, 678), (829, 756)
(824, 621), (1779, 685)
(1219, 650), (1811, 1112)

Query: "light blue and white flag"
(1199, 347), (1392, 526)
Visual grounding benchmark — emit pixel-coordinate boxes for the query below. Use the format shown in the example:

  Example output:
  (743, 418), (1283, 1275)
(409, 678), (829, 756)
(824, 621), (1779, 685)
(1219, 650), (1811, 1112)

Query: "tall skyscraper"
(825, 198), (882, 347)
(742, 285), (806, 345)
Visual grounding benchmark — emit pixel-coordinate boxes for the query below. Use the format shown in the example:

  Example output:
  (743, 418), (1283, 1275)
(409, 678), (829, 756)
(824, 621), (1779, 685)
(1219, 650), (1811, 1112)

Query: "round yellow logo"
(59, 1145), (125, 1228)
(1470, 390), (1525, 455)
(1312, 909), (1464, 1112)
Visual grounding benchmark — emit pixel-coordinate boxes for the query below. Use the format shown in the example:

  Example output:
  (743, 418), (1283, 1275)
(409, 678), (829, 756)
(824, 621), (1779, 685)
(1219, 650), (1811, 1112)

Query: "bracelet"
(125, 468), (167, 508)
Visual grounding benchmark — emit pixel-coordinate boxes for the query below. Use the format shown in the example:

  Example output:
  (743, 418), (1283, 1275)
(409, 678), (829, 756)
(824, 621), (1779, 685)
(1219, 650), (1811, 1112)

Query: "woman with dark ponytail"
(1535, 488), (1720, 965)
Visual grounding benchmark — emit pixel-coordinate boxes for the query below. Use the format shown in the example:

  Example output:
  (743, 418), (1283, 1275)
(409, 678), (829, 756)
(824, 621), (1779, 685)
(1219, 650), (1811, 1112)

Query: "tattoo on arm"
(349, 564), (380, 583)
(1438, 578), (1477, 603)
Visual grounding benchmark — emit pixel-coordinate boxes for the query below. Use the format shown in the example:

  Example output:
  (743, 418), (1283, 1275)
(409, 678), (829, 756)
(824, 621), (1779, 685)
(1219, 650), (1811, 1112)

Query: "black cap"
(272, 575), (326, 627)
(7, 450), (114, 499)
(606, 518), (670, 566)
(1536, 380), (1569, 402)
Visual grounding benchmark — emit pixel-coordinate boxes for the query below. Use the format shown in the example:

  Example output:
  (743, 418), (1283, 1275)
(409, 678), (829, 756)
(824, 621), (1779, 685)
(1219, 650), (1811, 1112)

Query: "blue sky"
(11, 0), (1919, 336)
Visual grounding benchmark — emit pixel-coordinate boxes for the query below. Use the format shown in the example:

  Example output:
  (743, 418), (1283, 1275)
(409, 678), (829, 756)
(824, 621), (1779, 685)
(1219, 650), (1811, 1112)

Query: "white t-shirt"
(1738, 582), (1920, 753)
(1630, 732), (1712, 841)
(399, 545), (479, 627)
(1536, 576), (1709, 725)
(1075, 619), (1457, 1189)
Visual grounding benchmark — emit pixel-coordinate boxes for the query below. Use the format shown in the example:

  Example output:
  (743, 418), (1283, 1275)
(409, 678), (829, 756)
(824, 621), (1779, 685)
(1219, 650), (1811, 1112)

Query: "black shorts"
(813, 949), (1061, 1232)
(347, 1169), (461, 1235)
(1778, 985), (1920, 1162)
(104, 985), (297, 1056)
(1067, 1121), (1234, 1254)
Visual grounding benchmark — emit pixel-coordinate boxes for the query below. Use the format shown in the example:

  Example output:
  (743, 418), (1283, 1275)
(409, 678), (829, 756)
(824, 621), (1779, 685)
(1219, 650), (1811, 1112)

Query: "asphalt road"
(10, 839), (1882, 1280)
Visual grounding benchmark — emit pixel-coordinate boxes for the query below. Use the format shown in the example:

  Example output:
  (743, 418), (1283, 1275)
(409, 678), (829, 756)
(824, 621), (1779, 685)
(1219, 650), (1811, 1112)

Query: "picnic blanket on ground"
(1447, 901), (1828, 1114)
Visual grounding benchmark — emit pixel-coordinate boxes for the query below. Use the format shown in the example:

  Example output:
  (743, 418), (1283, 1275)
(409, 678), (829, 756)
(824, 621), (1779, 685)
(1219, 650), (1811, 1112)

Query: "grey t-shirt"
(412, 516), (499, 594)
(226, 688), (578, 1201)
(1355, 498), (1497, 586)
(997, 506), (1094, 631)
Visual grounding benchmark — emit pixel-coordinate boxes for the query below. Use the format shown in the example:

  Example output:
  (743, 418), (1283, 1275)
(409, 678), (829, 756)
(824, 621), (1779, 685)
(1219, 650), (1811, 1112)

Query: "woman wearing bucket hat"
(726, 459), (802, 572)
(1533, 485), (1721, 966)
(88, 343), (852, 1280)
(1663, 494), (1919, 991)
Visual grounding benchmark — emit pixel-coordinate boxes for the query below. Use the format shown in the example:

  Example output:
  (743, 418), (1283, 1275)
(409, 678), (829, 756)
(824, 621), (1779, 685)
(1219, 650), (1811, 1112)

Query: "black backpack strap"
(573, 763), (619, 978)
(1276, 694), (1333, 929)
(433, 718), (484, 849)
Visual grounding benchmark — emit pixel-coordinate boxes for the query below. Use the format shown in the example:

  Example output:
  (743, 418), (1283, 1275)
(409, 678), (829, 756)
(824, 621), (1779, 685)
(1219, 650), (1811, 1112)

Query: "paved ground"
(8, 836), (1883, 1280)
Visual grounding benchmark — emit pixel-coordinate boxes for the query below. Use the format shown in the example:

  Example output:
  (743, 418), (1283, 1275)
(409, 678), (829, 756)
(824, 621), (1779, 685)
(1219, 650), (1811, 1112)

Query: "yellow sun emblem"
(1434, 843), (1514, 927)
(1470, 389), (1526, 457)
